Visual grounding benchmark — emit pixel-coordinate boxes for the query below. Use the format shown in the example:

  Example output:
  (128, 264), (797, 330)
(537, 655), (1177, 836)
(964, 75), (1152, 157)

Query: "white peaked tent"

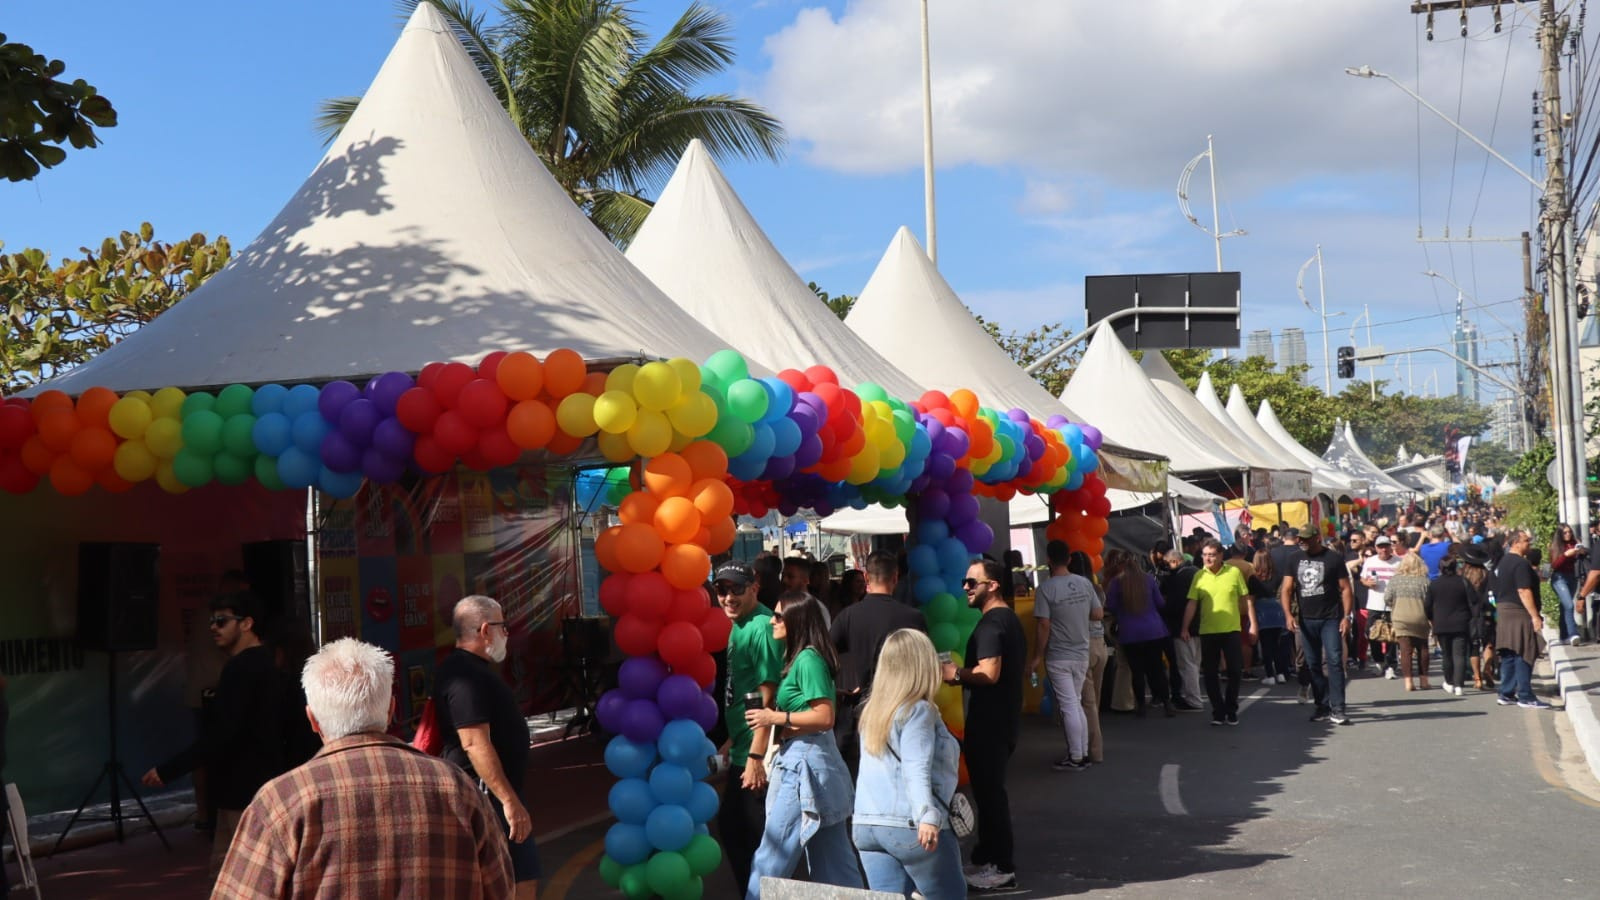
(35, 4), (736, 396)
(1324, 422), (1413, 496)
(1059, 327), (1246, 492)
(843, 228), (1166, 491)
(1223, 386), (1354, 495)
(1385, 454), (1448, 496)
(626, 141), (923, 398)
(1256, 399), (1365, 494)
(820, 476), (1223, 534)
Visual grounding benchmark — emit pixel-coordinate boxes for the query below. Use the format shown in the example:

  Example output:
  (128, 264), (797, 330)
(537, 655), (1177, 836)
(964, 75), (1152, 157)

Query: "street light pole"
(919, 0), (937, 266)
(1297, 245), (1342, 393)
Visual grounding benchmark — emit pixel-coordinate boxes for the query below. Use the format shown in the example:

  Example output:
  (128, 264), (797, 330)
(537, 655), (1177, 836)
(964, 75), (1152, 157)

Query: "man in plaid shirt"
(213, 639), (511, 897)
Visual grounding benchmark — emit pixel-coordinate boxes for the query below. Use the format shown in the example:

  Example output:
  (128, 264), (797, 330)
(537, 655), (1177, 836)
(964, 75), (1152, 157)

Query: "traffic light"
(1337, 346), (1355, 379)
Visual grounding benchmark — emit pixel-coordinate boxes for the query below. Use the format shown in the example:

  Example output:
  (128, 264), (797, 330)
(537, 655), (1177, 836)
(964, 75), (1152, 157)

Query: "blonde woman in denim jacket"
(853, 629), (966, 898)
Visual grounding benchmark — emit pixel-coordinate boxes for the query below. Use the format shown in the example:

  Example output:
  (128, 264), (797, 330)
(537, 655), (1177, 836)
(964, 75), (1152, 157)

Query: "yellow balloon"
(149, 387), (187, 420)
(113, 440), (158, 482)
(666, 358), (702, 395)
(604, 364), (640, 395)
(556, 393), (600, 438)
(632, 362), (682, 413)
(665, 392), (715, 438)
(593, 390), (638, 435)
(845, 444), (880, 485)
(597, 430), (634, 463)
(627, 409), (673, 458)
(880, 441), (906, 469)
(125, 389), (153, 402)
(108, 396), (154, 440)
(144, 417), (184, 459)
(668, 430), (695, 453)
(154, 459), (189, 494)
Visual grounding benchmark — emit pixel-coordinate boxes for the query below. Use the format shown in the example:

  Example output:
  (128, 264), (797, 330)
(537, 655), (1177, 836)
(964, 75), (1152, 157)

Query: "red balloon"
(433, 411), (478, 456)
(396, 387), (442, 433)
(476, 350), (508, 382)
(0, 451), (38, 494)
(614, 614), (662, 658)
(678, 651), (717, 688)
(920, 390), (950, 410)
(417, 362), (447, 389)
(803, 365), (838, 386)
(776, 369), (811, 393)
(698, 607), (732, 654)
(626, 571), (673, 621)
(433, 362), (477, 408)
(476, 426), (521, 468)
(412, 434), (456, 473)
(668, 586), (710, 623)
(599, 573), (632, 617)
(657, 621), (704, 668)
(458, 379), (509, 429)
(0, 404), (33, 450)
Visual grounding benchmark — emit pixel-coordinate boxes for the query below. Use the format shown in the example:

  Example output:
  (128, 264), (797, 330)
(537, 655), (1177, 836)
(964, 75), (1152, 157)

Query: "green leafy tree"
(1158, 350), (1336, 450)
(808, 281), (855, 321)
(1, 224), (231, 392)
(1466, 441), (1519, 480)
(0, 34), (117, 181)
(317, 0), (784, 245)
(1504, 440), (1558, 544)
(975, 316), (1079, 398)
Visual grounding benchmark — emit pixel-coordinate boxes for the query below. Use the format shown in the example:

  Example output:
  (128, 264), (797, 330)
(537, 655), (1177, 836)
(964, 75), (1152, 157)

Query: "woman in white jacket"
(853, 629), (966, 899)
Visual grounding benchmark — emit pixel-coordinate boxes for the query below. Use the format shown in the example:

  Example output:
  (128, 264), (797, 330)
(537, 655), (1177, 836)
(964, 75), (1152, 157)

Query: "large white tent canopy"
(1222, 385), (1354, 495)
(842, 228), (1166, 491)
(34, 4), (736, 396)
(1324, 422), (1413, 496)
(626, 141), (924, 399)
(1256, 399), (1365, 494)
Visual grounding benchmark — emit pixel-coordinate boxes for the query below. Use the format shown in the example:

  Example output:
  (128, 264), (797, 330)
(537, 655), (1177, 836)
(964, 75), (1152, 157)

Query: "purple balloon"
(656, 674), (704, 721)
(339, 398), (381, 447)
(361, 448), (407, 484)
(619, 656), (670, 700)
(814, 499), (836, 517)
(777, 500), (799, 517)
(1024, 433), (1046, 462)
(943, 427), (970, 459)
(957, 518), (994, 554)
(1045, 414), (1070, 429)
(318, 381), (361, 423)
(692, 689), (720, 733)
(1080, 424), (1103, 450)
(920, 486), (951, 521)
(947, 491), (980, 526)
(621, 698), (666, 745)
(926, 453), (955, 481)
(371, 417), (416, 459)
(794, 434), (824, 469)
(597, 688), (630, 734)
(1007, 407), (1030, 423)
(789, 404), (820, 436)
(319, 431), (363, 473)
(947, 468), (975, 495)
(924, 419), (946, 445)
(367, 371), (415, 417)
(762, 454), (796, 481)
(797, 392), (827, 416)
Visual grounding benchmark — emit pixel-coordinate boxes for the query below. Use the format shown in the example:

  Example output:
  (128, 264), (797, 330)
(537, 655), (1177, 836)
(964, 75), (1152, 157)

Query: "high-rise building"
(1279, 327), (1308, 382)
(1489, 395), (1526, 453)
(1452, 296), (1480, 403)
(1245, 329), (1275, 364)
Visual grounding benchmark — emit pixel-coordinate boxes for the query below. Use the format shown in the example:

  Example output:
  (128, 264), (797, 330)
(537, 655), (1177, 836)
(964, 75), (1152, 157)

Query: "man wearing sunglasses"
(143, 591), (289, 878)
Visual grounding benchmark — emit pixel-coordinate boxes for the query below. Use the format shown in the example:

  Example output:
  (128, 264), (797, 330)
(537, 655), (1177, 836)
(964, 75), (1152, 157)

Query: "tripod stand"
(49, 651), (170, 856)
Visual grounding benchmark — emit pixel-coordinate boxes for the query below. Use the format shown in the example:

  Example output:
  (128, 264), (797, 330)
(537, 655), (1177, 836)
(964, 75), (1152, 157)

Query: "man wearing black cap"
(828, 550), (926, 775)
(712, 561), (785, 896)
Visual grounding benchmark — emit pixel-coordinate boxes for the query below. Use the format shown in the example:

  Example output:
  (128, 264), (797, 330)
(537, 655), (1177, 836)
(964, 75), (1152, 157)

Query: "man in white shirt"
(1360, 536), (1400, 678)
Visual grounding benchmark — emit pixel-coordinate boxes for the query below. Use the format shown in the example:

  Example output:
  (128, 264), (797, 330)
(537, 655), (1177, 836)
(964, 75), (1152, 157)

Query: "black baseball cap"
(713, 562), (755, 589)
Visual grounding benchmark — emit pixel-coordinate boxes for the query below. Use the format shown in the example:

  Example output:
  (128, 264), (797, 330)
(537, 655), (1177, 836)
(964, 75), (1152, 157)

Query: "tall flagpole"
(920, 0), (937, 265)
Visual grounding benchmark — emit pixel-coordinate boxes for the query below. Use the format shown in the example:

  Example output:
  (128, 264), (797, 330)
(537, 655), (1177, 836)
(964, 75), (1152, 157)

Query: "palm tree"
(317, 0), (785, 245)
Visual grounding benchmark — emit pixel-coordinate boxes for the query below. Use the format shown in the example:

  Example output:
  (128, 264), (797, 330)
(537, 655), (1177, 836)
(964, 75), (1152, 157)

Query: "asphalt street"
(544, 662), (1600, 899)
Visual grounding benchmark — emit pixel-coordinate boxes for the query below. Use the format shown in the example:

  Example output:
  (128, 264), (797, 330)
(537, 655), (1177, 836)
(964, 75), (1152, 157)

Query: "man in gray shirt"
(1026, 540), (1102, 771)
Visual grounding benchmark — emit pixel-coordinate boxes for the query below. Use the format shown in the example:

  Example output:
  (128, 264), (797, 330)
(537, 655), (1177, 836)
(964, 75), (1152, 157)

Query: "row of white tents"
(29, 5), (1416, 538)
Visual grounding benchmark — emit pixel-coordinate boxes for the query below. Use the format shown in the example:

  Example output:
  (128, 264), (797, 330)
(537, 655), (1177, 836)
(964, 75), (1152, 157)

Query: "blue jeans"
(1552, 572), (1578, 641)
(746, 736), (863, 900)
(1298, 617), (1346, 714)
(1498, 650), (1535, 703)
(853, 823), (965, 899)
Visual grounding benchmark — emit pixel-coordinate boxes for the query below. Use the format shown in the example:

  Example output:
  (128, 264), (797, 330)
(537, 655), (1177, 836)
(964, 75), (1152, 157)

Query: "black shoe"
(1225, 712), (1239, 726)
(1211, 714), (1225, 726)
(1309, 707), (1331, 723)
(1174, 699), (1204, 712)
(1163, 701), (1177, 718)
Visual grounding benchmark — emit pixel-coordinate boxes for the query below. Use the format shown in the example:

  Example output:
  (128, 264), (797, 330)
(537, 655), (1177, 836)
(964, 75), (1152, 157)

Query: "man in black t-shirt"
(1156, 547), (1203, 710)
(829, 550), (926, 774)
(436, 595), (539, 898)
(1282, 530), (1355, 725)
(943, 558), (1025, 892)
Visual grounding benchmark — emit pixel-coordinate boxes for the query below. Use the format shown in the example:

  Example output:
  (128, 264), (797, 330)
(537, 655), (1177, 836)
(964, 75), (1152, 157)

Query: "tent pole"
(305, 487), (322, 645)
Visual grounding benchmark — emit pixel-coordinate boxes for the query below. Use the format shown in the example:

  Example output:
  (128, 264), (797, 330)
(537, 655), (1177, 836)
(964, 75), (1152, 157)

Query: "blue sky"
(4, 0), (1553, 421)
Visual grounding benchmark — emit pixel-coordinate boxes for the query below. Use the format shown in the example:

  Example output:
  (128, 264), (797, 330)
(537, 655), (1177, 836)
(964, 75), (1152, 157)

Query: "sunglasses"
(771, 611), (785, 623)
(962, 578), (991, 589)
(484, 621), (509, 632)
(713, 582), (748, 597)
(209, 614), (244, 628)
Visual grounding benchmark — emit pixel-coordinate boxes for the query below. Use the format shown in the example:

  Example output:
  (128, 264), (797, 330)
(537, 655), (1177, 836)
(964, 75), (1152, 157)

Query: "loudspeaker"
(242, 540), (309, 629)
(78, 543), (160, 652)
(562, 616), (609, 662)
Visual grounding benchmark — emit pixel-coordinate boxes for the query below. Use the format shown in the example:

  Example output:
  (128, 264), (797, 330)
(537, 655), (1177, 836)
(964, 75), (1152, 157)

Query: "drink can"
(742, 691), (764, 711)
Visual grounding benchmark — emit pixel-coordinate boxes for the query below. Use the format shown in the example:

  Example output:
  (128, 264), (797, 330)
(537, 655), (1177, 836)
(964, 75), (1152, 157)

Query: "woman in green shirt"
(742, 591), (863, 898)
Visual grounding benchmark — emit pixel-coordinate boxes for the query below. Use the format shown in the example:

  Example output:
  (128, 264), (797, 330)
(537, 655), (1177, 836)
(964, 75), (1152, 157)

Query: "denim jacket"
(852, 700), (960, 831)
(769, 731), (855, 844)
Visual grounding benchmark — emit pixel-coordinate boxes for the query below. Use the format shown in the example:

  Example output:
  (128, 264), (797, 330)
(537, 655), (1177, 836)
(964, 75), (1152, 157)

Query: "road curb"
(1545, 628), (1600, 785)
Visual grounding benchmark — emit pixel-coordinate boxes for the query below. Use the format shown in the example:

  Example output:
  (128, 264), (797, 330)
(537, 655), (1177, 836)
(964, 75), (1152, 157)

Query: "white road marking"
(1159, 763), (1189, 816)
(1237, 686), (1271, 713)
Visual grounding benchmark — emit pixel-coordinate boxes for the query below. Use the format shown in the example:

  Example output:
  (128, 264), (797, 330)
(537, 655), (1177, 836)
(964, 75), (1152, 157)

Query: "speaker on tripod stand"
(50, 542), (171, 855)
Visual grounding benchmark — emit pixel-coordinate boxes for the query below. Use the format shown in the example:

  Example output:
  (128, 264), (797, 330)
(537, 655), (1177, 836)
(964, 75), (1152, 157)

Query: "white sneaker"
(963, 863), (986, 878)
(1279, 674), (1289, 684)
(1454, 684), (1465, 696)
(1297, 684), (1311, 703)
(1384, 668), (1397, 680)
(1441, 682), (1453, 692)
(966, 865), (1017, 890)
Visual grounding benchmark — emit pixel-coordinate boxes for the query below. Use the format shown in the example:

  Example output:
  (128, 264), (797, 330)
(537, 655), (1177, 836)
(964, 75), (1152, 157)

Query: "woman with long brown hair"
(1103, 548), (1173, 717)
(1386, 553), (1433, 690)
(1548, 523), (1583, 644)
(1249, 549), (1290, 684)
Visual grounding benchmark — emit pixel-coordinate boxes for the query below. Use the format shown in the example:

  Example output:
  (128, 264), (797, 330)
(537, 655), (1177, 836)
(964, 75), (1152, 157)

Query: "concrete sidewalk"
(1546, 631), (1600, 784)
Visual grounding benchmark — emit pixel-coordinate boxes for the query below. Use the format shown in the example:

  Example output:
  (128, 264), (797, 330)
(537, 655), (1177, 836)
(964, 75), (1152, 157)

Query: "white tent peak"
(626, 140), (922, 398)
(1324, 422), (1411, 495)
(33, 2), (734, 395)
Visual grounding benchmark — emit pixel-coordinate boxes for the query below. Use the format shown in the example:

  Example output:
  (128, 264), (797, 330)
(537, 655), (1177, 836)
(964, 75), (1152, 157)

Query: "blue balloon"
(1065, 470), (1084, 491)
(276, 447), (320, 490)
(609, 778), (656, 825)
(761, 378), (795, 423)
(769, 417), (802, 458)
(604, 735), (657, 779)
(282, 383), (321, 419)
(916, 519), (950, 546)
(685, 781), (719, 824)
(657, 719), (707, 767)
(251, 383), (289, 416)
(746, 423), (776, 461)
(938, 536), (971, 576)
(605, 822), (653, 866)
(727, 453), (766, 482)
(622, 698), (665, 745)
(291, 411), (329, 455)
(645, 804), (695, 852)
(251, 412), (293, 457)
(908, 544), (939, 577)
(318, 466), (364, 499)
(913, 576), (943, 604)
(649, 762), (695, 806)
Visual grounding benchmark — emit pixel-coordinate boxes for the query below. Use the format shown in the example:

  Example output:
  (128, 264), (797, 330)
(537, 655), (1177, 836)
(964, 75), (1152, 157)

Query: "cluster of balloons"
(591, 439), (734, 900)
(1045, 472), (1112, 571)
(0, 389), (133, 495)
(397, 350), (585, 475)
(552, 355), (717, 464)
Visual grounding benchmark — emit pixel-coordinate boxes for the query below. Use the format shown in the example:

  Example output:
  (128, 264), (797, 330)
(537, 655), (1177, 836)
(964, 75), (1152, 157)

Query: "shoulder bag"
(888, 735), (976, 840)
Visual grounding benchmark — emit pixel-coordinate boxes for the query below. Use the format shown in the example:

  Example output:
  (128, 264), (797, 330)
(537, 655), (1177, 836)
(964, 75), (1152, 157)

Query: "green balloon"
(213, 452), (252, 486)
(892, 408), (916, 444)
(929, 622), (960, 653)
(707, 418), (753, 457)
(171, 448), (215, 488)
(222, 414), (258, 458)
(254, 454), (285, 490)
(664, 875), (704, 900)
(925, 592), (960, 625)
(598, 854), (623, 888)
(214, 383), (255, 419)
(646, 851), (692, 897)
(682, 833), (722, 878)
(856, 381), (888, 403)
(620, 864), (652, 900)
(181, 410), (225, 455)
(703, 349), (749, 385)
(725, 379), (768, 424)
(180, 391), (216, 417)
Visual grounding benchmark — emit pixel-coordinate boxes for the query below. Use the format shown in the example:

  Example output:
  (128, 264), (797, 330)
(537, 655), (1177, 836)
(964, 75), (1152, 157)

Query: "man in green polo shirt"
(713, 561), (784, 896)
(1181, 539), (1258, 726)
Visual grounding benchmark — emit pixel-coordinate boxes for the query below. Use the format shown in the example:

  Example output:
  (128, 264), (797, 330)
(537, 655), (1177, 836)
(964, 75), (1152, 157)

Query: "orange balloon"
(680, 441), (729, 481)
(20, 435), (54, 475)
(505, 399), (556, 449)
(496, 352), (544, 401)
(30, 390), (73, 422)
(949, 388), (979, 421)
(581, 372), (609, 396)
(49, 457), (93, 496)
(818, 457), (852, 482)
(36, 409), (80, 453)
(75, 387), (119, 429)
(660, 543), (711, 590)
(542, 348), (587, 398)
(706, 517), (737, 554)
(614, 523), (666, 574)
(690, 478), (734, 522)
(643, 453), (693, 498)
(69, 427), (116, 470)
(594, 525), (623, 573)
(618, 492), (659, 526)
(837, 429), (866, 459)
(654, 496), (702, 545)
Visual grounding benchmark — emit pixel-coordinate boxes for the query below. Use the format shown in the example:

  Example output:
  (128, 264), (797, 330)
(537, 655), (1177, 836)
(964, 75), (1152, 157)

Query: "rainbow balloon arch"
(0, 347), (1111, 900)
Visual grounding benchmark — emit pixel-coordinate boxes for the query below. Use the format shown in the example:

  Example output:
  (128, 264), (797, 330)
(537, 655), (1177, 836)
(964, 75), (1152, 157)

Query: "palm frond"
(587, 188), (655, 247)
(624, 2), (737, 97)
(501, 0), (633, 162)
(595, 93), (785, 193)
(314, 97), (364, 146)
(406, 0), (522, 129)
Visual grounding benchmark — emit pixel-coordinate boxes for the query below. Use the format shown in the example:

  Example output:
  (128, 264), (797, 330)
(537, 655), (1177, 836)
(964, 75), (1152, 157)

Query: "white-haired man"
(436, 595), (539, 898)
(213, 639), (511, 897)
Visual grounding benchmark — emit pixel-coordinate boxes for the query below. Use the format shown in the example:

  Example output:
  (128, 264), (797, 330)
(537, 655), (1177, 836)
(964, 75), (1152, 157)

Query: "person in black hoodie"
(1157, 546), (1203, 710)
(143, 591), (287, 878)
(1426, 551), (1480, 696)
